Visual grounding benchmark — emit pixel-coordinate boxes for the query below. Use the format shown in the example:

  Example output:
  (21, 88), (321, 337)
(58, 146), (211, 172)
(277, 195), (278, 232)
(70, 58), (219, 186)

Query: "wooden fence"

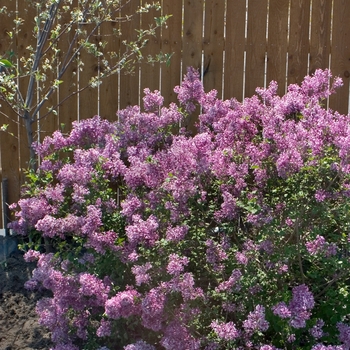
(1, 0), (350, 228)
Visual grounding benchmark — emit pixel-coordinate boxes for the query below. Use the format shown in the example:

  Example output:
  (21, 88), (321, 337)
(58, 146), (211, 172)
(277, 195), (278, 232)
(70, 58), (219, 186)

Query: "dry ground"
(0, 252), (52, 350)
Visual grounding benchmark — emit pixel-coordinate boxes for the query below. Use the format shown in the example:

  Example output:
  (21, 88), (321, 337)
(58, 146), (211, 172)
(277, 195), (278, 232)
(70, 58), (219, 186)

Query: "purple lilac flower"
(10, 197), (53, 235)
(222, 302), (237, 313)
(126, 214), (159, 247)
(259, 239), (274, 254)
(235, 251), (249, 265)
(287, 334), (296, 343)
(337, 322), (350, 347)
(215, 191), (237, 221)
(249, 284), (262, 295)
(325, 243), (338, 257)
(215, 269), (242, 292)
(167, 254), (189, 276)
(276, 149), (303, 178)
(67, 115), (115, 148)
(310, 319), (325, 339)
(272, 302), (292, 319)
(36, 297), (67, 334)
(204, 342), (220, 350)
(105, 288), (140, 319)
(289, 284), (315, 328)
(81, 205), (102, 236)
(278, 264), (289, 274)
(86, 230), (118, 254)
(172, 273), (204, 301)
(312, 345), (345, 350)
(315, 189), (328, 202)
(124, 341), (156, 350)
(121, 195), (143, 219)
(210, 320), (240, 341)
(161, 319), (201, 350)
(35, 215), (65, 239)
(205, 239), (227, 272)
(305, 235), (337, 257)
(174, 67), (204, 113)
(23, 249), (41, 262)
(44, 184), (65, 203)
(24, 279), (39, 290)
(96, 319), (111, 337)
(72, 184), (90, 204)
(131, 262), (152, 286)
(143, 88), (164, 112)
(166, 225), (189, 242)
(306, 235), (326, 255)
(141, 287), (166, 331)
(57, 163), (93, 186)
(79, 273), (110, 304)
(274, 284), (314, 329)
(73, 310), (89, 339)
(285, 217), (294, 227)
(243, 305), (269, 334)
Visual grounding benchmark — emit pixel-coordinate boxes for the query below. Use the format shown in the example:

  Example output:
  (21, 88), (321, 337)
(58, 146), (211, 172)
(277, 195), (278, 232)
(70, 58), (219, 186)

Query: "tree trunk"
(24, 111), (37, 171)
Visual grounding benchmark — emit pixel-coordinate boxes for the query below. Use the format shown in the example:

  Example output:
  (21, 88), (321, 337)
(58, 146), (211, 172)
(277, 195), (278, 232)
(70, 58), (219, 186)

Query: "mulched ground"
(0, 252), (52, 350)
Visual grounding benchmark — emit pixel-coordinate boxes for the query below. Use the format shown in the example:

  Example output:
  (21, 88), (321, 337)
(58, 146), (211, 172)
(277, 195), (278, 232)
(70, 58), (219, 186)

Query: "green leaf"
(0, 59), (13, 68)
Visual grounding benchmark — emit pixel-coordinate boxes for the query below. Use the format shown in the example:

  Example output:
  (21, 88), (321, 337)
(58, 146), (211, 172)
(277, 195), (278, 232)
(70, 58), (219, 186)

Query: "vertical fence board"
(57, 5), (79, 135)
(329, 0), (350, 115)
(287, 0), (311, 85)
(182, 0), (204, 132)
(309, 0), (332, 74)
(182, 0), (204, 73)
(224, 0), (246, 101)
(99, 20), (121, 121)
(37, 68), (59, 141)
(0, 114), (19, 218)
(245, 0), (268, 97)
(161, 0), (182, 105)
(77, 22), (100, 120)
(119, 0), (141, 109)
(266, 0), (289, 95)
(140, 1), (161, 97)
(202, 0), (225, 97)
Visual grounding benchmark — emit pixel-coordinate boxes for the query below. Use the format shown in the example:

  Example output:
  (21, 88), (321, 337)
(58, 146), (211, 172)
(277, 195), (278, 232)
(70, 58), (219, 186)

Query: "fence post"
(2, 178), (9, 236)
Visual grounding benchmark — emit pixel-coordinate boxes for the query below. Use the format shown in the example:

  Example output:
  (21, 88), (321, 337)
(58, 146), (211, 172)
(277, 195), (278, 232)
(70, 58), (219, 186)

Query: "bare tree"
(0, 0), (171, 169)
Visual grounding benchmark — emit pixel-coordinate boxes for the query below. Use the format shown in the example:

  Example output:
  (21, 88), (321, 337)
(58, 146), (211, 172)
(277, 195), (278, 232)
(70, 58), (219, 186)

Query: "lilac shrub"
(9, 68), (350, 349)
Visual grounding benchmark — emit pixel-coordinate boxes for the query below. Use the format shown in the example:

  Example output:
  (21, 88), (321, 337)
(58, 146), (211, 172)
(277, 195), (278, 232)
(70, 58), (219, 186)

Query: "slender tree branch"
(25, 1), (60, 114)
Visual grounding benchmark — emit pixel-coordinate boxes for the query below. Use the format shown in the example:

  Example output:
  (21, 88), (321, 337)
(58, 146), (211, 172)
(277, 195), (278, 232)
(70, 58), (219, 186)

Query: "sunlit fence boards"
(1, 0), (350, 228)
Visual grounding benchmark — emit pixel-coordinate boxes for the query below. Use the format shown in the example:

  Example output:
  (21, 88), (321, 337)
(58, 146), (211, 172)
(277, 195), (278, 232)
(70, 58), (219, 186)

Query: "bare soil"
(0, 252), (52, 350)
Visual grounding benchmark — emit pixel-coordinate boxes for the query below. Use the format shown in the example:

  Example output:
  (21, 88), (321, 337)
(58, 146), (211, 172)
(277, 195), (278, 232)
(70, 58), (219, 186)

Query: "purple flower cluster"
(105, 288), (140, 319)
(210, 320), (240, 341)
(141, 287), (166, 331)
(131, 262), (152, 286)
(124, 340), (156, 350)
(166, 253), (189, 276)
(273, 284), (315, 328)
(215, 269), (242, 293)
(243, 305), (269, 335)
(305, 235), (338, 257)
(309, 319), (325, 339)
